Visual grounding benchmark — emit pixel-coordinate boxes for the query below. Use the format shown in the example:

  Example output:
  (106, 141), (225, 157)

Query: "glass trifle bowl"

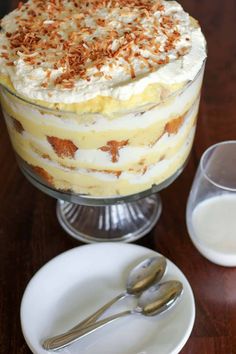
(0, 0), (206, 242)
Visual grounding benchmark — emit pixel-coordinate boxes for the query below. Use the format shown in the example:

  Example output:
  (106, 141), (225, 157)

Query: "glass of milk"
(186, 141), (236, 266)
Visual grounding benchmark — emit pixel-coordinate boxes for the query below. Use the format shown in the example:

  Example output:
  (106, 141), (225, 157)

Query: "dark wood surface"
(0, 1), (236, 353)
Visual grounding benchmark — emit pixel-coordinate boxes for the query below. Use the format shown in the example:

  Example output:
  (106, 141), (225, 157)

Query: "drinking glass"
(186, 141), (236, 266)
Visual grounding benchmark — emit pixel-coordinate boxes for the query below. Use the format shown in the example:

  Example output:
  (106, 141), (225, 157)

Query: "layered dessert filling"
(0, 0), (207, 197)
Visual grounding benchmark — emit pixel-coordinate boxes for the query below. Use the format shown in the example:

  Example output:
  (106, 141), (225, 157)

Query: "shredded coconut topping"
(0, 0), (206, 103)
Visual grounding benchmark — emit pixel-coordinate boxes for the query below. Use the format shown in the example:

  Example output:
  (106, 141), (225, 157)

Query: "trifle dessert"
(0, 0), (207, 198)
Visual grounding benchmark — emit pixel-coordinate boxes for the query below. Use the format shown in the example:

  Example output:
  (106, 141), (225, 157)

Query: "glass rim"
(0, 59), (206, 114)
(200, 140), (236, 192)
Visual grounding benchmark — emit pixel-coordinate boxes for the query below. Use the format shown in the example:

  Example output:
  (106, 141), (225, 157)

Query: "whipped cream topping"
(0, 0), (206, 103)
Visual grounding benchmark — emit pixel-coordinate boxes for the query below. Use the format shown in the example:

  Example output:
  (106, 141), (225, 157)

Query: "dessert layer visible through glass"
(0, 63), (205, 201)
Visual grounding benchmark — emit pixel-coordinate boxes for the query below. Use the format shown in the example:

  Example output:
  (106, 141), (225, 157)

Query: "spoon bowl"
(126, 256), (167, 295)
(138, 280), (183, 316)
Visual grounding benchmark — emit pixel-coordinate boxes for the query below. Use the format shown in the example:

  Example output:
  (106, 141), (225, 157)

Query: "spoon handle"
(43, 310), (131, 351)
(70, 292), (126, 331)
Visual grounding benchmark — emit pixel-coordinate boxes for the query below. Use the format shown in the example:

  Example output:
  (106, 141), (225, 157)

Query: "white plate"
(20, 243), (195, 354)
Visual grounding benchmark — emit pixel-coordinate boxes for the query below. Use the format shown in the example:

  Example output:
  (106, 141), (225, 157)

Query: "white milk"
(190, 194), (236, 266)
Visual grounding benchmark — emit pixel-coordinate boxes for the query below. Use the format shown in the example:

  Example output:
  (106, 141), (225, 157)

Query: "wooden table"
(0, 1), (236, 353)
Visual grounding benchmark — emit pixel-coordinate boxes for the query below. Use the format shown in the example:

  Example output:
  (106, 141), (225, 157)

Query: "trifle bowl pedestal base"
(56, 194), (162, 243)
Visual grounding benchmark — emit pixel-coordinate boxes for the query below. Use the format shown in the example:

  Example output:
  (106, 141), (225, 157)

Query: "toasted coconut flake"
(0, 0), (191, 86)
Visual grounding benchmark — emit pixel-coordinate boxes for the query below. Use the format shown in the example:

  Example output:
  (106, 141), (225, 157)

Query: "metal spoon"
(65, 256), (167, 333)
(43, 280), (183, 351)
